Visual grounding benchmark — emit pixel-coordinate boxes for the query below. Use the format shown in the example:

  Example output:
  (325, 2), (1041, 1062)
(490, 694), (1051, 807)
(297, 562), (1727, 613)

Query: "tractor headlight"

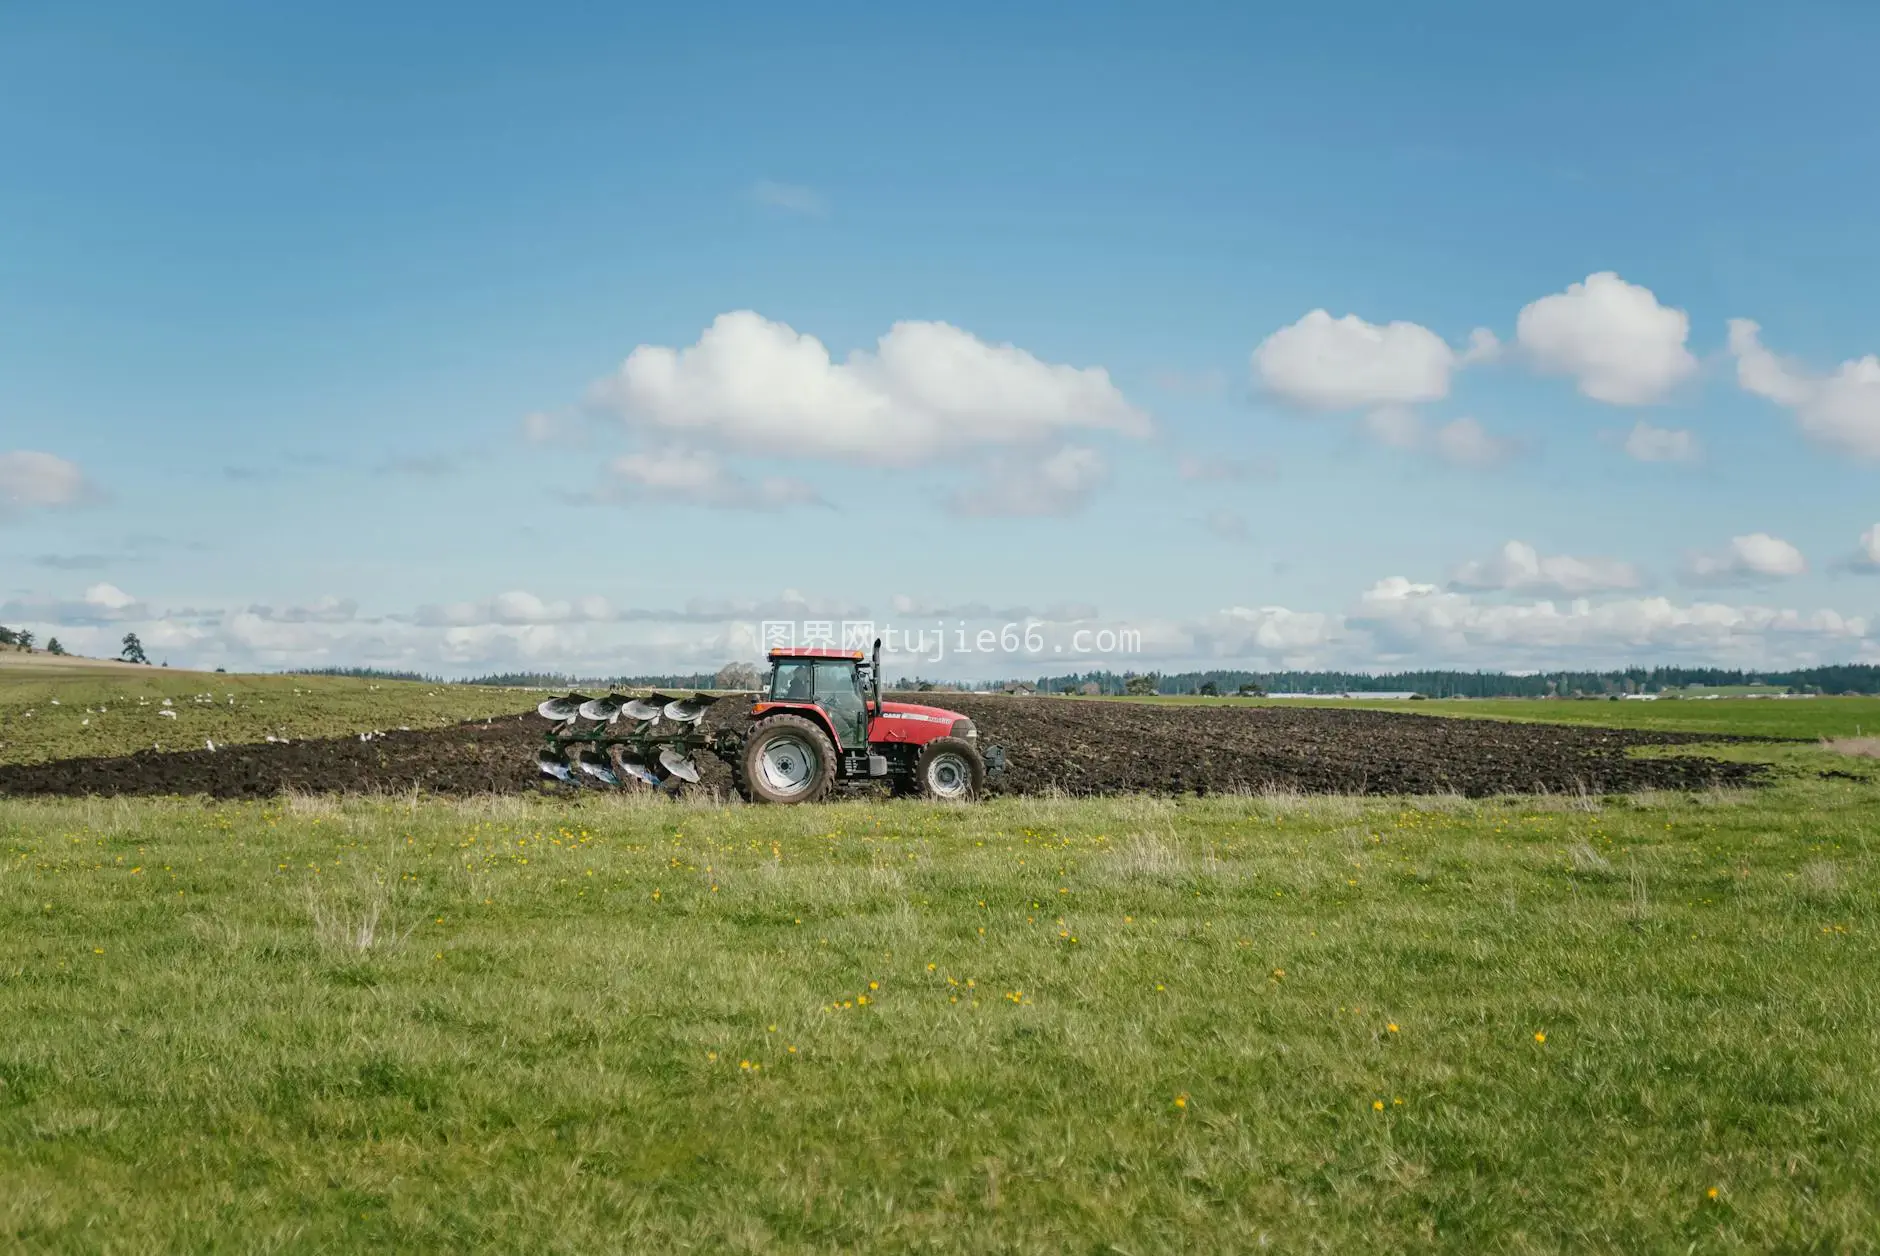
(950, 719), (978, 740)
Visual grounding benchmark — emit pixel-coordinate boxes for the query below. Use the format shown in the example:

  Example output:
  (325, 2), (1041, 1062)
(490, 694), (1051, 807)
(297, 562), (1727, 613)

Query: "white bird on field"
(205, 738), (217, 752)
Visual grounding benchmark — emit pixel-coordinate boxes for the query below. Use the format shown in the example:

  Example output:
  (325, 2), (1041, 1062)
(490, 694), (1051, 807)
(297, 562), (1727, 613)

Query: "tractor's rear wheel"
(914, 737), (985, 802)
(738, 715), (836, 804)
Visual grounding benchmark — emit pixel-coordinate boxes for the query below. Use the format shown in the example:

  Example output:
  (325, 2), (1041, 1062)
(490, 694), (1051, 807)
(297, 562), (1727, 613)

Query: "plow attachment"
(534, 691), (744, 792)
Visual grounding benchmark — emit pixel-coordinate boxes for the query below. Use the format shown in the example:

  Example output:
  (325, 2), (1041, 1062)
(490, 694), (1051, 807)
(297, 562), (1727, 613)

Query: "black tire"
(738, 715), (837, 804)
(914, 738), (985, 802)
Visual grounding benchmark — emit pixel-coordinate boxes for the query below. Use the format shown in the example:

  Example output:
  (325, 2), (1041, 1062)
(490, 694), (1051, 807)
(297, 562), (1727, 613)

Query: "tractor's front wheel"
(914, 737), (985, 802)
(738, 715), (836, 804)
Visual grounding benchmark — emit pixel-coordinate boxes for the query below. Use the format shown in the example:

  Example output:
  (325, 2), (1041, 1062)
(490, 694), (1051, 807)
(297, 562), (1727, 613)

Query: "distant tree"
(16, 630), (34, 651)
(1198, 680), (1219, 697)
(1079, 681), (1102, 697)
(1236, 682), (1266, 697)
(713, 661), (762, 690)
(45, 637), (66, 656)
(1124, 673), (1158, 697)
(0, 625), (15, 646)
(120, 632), (148, 665)
(1059, 683), (1080, 695)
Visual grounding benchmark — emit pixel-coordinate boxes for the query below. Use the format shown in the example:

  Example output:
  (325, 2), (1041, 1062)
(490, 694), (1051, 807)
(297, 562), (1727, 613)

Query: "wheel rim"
(927, 752), (971, 800)
(758, 734), (817, 797)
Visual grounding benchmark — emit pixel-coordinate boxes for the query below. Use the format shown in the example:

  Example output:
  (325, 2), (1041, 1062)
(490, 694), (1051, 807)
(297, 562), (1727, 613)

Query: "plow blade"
(537, 693), (588, 723)
(658, 748), (702, 783)
(577, 694), (627, 723)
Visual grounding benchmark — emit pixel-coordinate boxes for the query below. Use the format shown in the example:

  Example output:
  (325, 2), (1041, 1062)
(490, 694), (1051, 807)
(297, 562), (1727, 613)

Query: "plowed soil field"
(0, 695), (1772, 799)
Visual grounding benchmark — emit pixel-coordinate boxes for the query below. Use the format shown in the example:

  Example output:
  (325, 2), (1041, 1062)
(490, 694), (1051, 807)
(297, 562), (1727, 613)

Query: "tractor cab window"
(814, 659), (867, 748)
(771, 661), (815, 702)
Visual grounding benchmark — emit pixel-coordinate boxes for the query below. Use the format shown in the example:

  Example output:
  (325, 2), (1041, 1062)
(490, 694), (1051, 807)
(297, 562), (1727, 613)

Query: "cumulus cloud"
(0, 582), (148, 625)
(1515, 272), (1697, 405)
(948, 445), (1108, 517)
(1449, 541), (1643, 596)
(1431, 417), (1519, 468)
(604, 448), (825, 511)
(750, 180), (828, 217)
(1190, 606), (1341, 664)
(0, 451), (93, 520)
(412, 591), (617, 628)
(590, 312), (1150, 466)
(1352, 577), (1861, 666)
(887, 595), (1098, 621)
(1727, 318), (1880, 459)
(1358, 409), (1518, 467)
(245, 597), (361, 624)
(1845, 524), (1880, 574)
(1252, 311), (1494, 410)
(1623, 420), (1700, 463)
(1684, 533), (1809, 585)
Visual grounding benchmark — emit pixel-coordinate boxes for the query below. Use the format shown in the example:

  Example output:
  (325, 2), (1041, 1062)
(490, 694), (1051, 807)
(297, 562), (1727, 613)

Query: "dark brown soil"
(0, 695), (1774, 800)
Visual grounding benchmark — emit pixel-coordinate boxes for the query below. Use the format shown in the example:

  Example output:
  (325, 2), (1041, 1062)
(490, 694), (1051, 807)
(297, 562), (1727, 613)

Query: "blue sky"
(5, 1), (1880, 678)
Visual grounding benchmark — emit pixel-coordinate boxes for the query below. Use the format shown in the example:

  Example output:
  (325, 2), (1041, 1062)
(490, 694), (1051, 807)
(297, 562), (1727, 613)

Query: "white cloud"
(1359, 409), (1517, 467)
(1449, 541), (1643, 596)
(1431, 417), (1518, 468)
(1623, 420), (1700, 463)
(1727, 318), (1880, 459)
(591, 311), (1150, 466)
(85, 582), (136, 611)
(1361, 406), (1425, 449)
(750, 180), (828, 217)
(1459, 327), (1503, 366)
(1252, 310), (1492, 410)
(1684, 533), (1809, 585)
(949, 445), (1108, 517)
(413, 591), (618, 628)
(605, 448), (824, 511)
(1847, 524), (1880, 574)
(1190, 606), (1341, 665)
(246, 596), (360, 624)
(0, 451), (92, 519)
(1352, 577), (1862, 667)
(1515, 272), (1697, 404)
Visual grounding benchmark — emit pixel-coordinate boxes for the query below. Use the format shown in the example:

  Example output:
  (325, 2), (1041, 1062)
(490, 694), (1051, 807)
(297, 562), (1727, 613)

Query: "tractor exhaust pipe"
(872, 637), (883, 717)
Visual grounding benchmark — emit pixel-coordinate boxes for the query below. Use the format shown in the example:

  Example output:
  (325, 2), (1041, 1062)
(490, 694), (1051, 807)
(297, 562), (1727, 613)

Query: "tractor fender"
(750, 701), (842, 749)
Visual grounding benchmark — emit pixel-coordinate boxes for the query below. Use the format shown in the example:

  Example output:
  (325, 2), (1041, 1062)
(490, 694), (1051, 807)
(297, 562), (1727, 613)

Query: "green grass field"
(5, 659), (1879, 1249)
(4, 780), (1878, 1252)
(0, 655), (538, 768)
(1129, 692), (1880, 741)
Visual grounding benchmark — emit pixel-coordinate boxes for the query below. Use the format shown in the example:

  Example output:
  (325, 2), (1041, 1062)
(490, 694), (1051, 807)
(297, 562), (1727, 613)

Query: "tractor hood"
(874, 699), (971, 729)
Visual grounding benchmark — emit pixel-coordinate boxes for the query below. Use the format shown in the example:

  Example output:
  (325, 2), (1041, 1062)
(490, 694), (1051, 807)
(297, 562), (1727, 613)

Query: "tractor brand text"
(758, 620), (1143, 663)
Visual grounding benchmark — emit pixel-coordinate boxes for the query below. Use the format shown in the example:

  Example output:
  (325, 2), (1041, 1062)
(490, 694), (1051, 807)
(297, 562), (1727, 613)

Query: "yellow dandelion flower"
(1174, 1093), (1188, 1109)
(1373, 1099), (1384, 1111)
(1387, 1023), (1399, 1033)
(868, 981), (879, 990)
(1534, 1032), (1547, 1044)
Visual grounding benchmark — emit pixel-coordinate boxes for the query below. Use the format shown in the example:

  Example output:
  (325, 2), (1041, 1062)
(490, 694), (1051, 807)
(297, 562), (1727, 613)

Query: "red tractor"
(534, 640), (1004, 803)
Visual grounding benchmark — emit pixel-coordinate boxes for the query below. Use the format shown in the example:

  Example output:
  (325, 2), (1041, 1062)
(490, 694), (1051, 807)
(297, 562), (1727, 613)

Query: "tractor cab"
(762, 647), (871, 748)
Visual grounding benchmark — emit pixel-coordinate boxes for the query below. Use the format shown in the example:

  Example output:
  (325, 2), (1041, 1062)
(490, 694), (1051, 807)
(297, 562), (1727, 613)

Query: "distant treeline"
(1016, 664), (1880, 697)
(457, 671), (722, 689)
(295, 667), (443, 683)
(294, 667), (723, 689)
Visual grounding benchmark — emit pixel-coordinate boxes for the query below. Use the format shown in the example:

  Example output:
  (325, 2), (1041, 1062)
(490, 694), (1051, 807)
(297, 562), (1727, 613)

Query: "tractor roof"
(767, 647), (864, 660)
